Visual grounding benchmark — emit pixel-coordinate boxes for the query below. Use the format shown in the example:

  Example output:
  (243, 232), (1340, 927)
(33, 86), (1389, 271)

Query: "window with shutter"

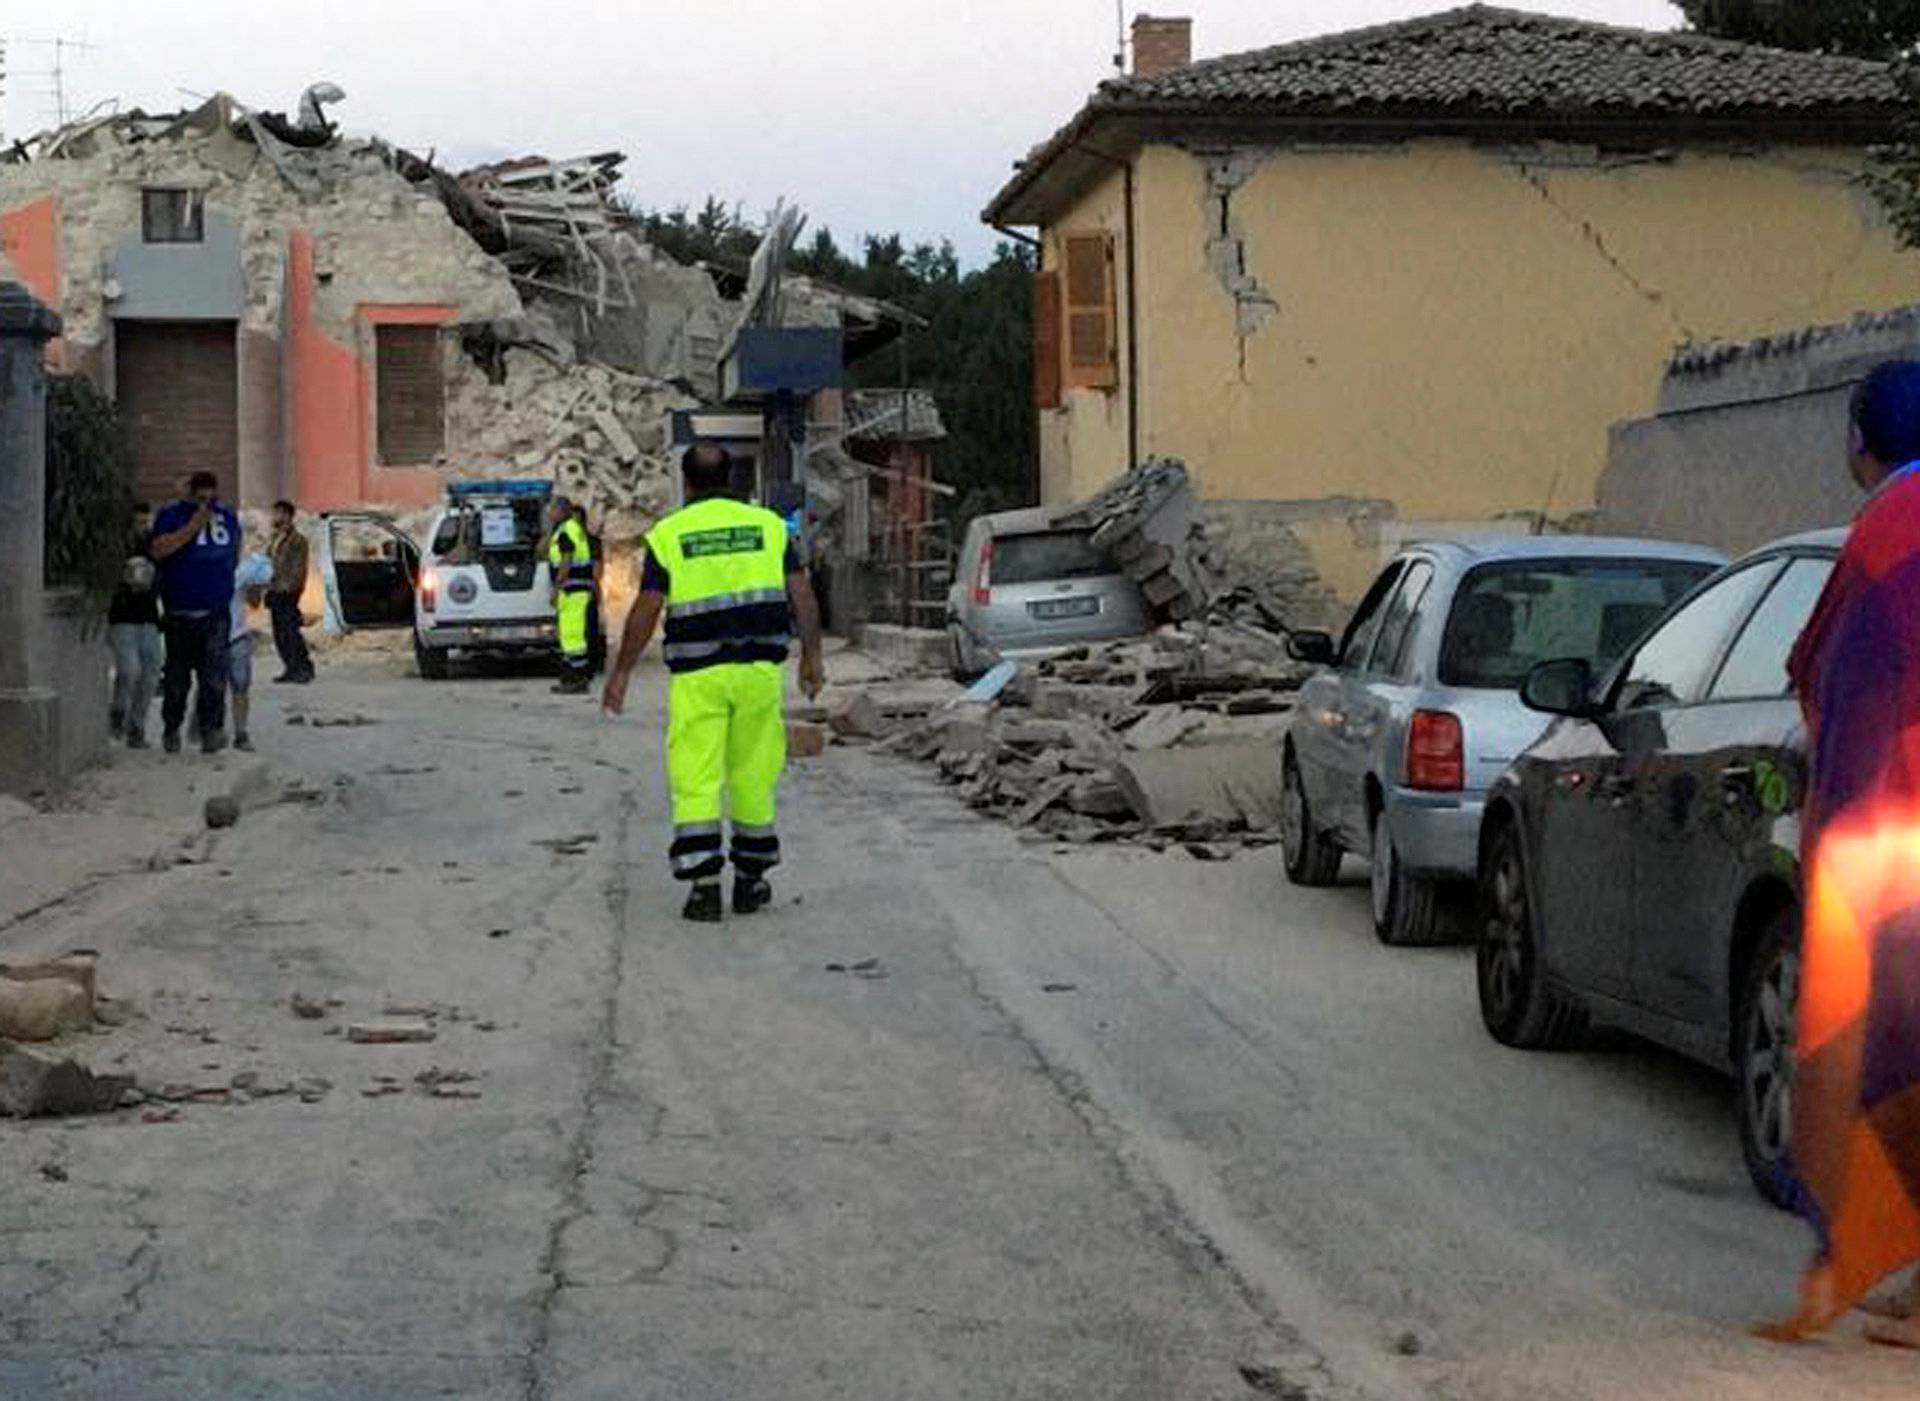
(375, 324), (446, 465)
(1062, 232), (1117, 390)
(1032, 271), (1063, 410)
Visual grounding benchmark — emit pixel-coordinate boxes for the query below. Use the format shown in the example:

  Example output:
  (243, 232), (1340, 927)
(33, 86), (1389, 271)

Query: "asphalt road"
(0, 646), (1913, 1399)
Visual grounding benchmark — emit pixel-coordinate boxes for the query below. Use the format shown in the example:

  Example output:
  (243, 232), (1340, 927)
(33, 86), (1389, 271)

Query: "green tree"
(1678, 0), (1920, 57)
(44, 375), (137, 610)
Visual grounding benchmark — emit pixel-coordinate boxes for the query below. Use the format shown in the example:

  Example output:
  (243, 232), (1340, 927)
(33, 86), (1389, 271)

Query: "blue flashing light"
(448, 479), (552, 499)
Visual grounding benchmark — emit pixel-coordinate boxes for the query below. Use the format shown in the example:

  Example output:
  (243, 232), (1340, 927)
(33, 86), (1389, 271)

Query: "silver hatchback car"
(946, 508), (1151, 677)
(1281, 536), (1725, 945)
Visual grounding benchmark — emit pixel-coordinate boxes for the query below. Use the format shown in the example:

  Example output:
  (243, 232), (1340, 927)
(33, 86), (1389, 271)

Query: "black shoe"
(234, 732), (253, 752)
(682, 883), (724, 923)
(551, 678), (590, 696)
(162, 730), (181, 754)
(290, 672), (314, 685)
(271, 673), (294, 685)
(733, 876), (773, 915)
(126, 729), (149, 750)
(201, 731), (227, 756)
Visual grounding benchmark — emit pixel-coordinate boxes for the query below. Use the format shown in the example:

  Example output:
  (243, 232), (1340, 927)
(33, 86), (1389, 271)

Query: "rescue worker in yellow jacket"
(601, 444), (825, 922)
(547, 496), (595, 695)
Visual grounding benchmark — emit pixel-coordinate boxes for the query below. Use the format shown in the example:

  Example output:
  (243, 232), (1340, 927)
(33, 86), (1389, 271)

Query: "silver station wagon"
(946, 508), (1151, 678)
(1281, 536), (1725, 945)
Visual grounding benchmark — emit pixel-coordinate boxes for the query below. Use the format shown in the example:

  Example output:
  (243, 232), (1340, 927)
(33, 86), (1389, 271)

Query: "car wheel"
(415, 637), (450, 681)
(1281, 752), (1342, 887)
(1735, 909), (1799, 1210)
(1371, 807), (1443, 946)
(1477, 821), (1587, 1049)
(948, 625), (976, 683)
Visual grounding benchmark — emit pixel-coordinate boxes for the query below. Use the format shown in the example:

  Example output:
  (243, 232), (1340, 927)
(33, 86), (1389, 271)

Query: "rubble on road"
(347, 1019), (437, 1045)
(0, 1043), (135, 1118)
(891, 625), (1305, 850)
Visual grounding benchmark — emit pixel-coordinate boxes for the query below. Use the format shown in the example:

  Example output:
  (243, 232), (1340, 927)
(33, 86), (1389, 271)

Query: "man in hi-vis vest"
(547, 496), (596, 695)
(602, 444), (825, 922)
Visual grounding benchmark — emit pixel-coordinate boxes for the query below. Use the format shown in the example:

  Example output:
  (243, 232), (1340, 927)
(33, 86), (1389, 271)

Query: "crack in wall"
(1511, 161), (1696, 342)
(1201, 151), (1281, 378)
(521, 790), (633, 1401)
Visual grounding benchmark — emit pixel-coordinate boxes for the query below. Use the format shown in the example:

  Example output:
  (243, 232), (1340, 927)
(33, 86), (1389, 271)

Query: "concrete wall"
(1037, 135), (1920, 600)
(1597, 309), (1920, 553)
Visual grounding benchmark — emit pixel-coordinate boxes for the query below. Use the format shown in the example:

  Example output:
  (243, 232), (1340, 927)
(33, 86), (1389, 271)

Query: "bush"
(44, 375), (137, 608)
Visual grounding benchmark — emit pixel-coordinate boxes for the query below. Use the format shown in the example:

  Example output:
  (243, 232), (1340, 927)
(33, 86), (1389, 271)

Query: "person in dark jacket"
(108, 502), (163, 748)
(266, 499), (315, 683)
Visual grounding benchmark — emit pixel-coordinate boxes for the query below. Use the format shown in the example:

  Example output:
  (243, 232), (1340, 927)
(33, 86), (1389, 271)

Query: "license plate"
(1030, 597), (1099, 620)
(494, 625), (546, 642)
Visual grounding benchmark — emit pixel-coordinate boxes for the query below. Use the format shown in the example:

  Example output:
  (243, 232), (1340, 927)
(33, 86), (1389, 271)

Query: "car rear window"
(1438, 557), (1714, 690)
(991, 530), (1111, 585)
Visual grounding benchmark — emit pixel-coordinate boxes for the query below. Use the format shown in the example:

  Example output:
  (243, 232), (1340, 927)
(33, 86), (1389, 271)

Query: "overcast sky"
(8, 0), (1684, 265)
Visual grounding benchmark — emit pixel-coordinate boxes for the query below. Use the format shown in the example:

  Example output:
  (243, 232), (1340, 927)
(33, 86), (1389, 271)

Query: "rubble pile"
(895, 627), (1308, 852)
(444, 353), (695, 541)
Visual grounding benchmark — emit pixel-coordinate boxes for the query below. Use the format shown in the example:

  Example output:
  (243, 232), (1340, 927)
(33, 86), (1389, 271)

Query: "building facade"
(0, 97), (521, 512)
(986, 6), (1920, 602)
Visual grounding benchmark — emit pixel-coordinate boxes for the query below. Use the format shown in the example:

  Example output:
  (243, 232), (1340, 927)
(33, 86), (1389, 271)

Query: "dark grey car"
(1477, 529), (1842, 1206)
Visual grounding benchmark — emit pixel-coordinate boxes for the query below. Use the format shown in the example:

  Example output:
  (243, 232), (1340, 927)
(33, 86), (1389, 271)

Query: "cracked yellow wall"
(1041, 139), (1920, 574)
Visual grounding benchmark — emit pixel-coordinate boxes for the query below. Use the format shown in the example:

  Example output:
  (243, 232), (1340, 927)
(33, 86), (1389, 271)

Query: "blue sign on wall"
(729, 327), (843, 395)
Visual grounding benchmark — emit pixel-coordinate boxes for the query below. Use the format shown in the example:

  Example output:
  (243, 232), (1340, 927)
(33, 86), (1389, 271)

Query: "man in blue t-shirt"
(149, 471), (242, 754)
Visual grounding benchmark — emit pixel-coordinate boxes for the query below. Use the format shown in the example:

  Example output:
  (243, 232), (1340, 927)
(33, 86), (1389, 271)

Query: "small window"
(1616, 560), (1781, 711)
(1708, 556), (1834, 701)
(375, 324), (446, 465)
(1370, 559), (1435, 679)
(1339, 561), (1406, 669)
(142, 189), (205, 244)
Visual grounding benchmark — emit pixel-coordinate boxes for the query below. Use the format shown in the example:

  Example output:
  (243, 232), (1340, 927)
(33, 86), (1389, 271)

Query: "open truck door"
(318, 513), (420, 633)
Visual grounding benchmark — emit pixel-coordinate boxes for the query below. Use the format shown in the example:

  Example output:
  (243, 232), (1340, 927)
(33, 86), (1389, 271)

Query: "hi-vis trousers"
(556, 588), (592, 677)
(666, 661), (785, 882)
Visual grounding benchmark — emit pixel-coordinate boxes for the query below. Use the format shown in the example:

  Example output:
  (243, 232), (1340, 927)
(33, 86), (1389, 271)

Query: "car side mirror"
(1521, 658), (1598, 717)
(1288, 629), (1336, 666)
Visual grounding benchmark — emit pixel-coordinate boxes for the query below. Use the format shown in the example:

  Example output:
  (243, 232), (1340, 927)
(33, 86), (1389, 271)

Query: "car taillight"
(419, 569), (438, 613)
(1406, 710), (1464, 792)
(972, 538), (993, 607)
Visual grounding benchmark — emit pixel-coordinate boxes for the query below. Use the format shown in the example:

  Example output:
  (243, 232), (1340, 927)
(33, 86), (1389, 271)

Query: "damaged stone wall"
(442, 347), (696, 543)
(1197, 149), (1280, 366)
(0, 125), (516, 353)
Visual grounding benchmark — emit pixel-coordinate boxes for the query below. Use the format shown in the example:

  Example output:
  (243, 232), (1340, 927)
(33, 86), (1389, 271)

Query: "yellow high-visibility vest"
(645, 497), (791, 673)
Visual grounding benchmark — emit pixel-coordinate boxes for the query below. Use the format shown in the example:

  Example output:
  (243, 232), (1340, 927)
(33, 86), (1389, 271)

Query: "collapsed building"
(0, 88), (939, 620)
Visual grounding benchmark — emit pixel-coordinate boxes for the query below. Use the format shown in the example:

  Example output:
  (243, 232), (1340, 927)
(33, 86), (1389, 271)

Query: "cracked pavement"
(0, 646), (1275, 1400)
(5, 641), (1918, 1399)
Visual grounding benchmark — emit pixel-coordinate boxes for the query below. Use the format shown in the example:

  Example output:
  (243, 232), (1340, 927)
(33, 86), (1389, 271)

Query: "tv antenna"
(1113, 1), (1128, 73)
(9, 35), (100, 128)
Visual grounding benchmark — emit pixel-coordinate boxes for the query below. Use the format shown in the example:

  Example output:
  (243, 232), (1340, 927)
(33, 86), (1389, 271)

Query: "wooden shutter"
(375, 324), (446, 465)
(1032, 270), (1063, 410)
(1062, 232), (1117, 390)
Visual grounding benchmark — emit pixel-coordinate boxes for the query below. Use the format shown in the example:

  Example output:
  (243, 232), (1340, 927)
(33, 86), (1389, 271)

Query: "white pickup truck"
(317, 480), (558, 680)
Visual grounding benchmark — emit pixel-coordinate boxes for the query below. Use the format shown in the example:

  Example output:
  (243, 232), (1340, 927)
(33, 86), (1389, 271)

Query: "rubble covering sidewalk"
(893, 627), (1306, 851)
(874, 457), (1315, 851)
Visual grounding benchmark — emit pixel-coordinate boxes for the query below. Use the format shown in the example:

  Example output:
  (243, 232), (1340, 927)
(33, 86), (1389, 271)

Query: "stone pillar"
(0, 282), (64, 795)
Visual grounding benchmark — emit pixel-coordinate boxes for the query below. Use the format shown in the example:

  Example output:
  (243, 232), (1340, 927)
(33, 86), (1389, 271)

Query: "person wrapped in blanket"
(1768, 360), (1920, 1344)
